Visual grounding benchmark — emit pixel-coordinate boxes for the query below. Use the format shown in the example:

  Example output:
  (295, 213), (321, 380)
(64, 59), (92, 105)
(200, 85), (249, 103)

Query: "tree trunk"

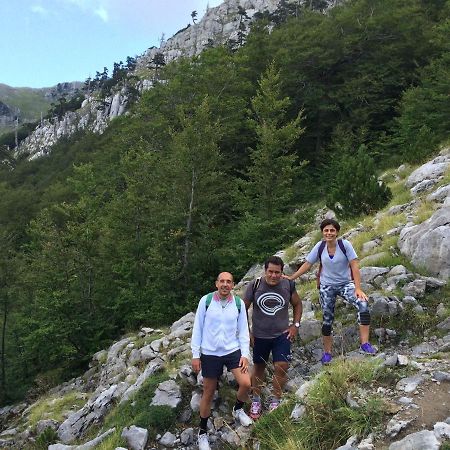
(182, 168), (196, 274)
(0, 295), (8, 403)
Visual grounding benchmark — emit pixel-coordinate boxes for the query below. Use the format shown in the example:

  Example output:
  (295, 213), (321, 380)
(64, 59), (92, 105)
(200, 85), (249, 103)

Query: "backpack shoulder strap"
(338, 239), (354, 280)
(253, 277), (261, 291)
(205, 292), (214, 311)
(337, 239), (347, 258)
(289, 280), (296, 295)
(234, 295), (242, 313)
(317, 240), (326, 261)
(251, 277), (262, 300)
(206, 292), (241, 312)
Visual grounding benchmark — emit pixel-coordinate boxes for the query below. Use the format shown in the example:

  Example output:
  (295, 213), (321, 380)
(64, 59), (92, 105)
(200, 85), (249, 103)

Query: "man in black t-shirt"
(244, 255), (302, 419)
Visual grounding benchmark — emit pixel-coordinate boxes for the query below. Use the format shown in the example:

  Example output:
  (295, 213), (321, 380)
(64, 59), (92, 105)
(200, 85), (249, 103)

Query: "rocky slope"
(0, 154), (448, 449)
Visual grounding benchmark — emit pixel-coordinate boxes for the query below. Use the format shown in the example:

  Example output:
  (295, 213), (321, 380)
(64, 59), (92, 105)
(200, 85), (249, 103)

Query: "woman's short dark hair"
(264, 255), (284, 271)
(320, 218), (341, 232)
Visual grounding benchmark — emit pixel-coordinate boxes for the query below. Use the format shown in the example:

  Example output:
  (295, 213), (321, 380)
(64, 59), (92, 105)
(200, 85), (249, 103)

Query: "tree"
(150, 52), (166, 81)
(0, 231), (16, 403)
(230, 63), (305, 270)
(191, 10), (197, 24)
(326, 145), (392, 218)
(163, 98), (230, 310)
(395, 20), (450, 162)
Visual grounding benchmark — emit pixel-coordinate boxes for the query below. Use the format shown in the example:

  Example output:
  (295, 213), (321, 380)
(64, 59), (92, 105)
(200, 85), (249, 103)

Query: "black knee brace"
(359, 311), (371, 326)
(322, 324), (332, 336)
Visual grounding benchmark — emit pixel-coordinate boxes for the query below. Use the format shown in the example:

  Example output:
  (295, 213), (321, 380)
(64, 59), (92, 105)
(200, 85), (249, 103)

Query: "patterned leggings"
(319, 282), (370, 328)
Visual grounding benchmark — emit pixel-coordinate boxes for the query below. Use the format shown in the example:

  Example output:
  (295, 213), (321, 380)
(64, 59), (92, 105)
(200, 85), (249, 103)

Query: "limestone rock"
(121, 425), (148, 450)
(159, 431), (176, 447)
(396, 375), (424, 393)
(388, 430), (440, 450)
(398, 207), (450, 279)
(151, 380), (182, 408)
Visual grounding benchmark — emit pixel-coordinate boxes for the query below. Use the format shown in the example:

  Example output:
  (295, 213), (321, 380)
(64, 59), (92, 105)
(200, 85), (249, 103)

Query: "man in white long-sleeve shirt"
(191, 272), (253, 450)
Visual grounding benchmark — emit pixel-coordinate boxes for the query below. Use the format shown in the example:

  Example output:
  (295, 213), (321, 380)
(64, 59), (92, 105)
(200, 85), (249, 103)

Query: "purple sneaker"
(360, 342), (377, 354)
(321, 352), (332, 364)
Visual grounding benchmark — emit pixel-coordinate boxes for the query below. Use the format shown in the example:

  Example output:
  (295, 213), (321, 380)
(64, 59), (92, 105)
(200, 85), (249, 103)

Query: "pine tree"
(326, 145), (392, 218)
(232, 63), (305, 269)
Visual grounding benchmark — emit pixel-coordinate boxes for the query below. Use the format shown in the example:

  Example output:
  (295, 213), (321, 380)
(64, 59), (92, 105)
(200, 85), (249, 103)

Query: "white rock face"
(397, 149), (450, 279)
(398, 207), (450, 279)
(14, 0), (281, 160)
(139, 0), (280, 67)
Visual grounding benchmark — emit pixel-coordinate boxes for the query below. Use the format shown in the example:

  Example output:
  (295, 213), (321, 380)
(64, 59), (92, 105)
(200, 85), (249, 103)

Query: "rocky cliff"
(13, 0), (337, 160)
(0, 149), (448, 449)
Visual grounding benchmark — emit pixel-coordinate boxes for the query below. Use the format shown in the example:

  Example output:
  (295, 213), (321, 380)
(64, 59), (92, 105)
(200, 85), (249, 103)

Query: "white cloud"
(58, 0), (111, 22)
(94, 6), (109, 22)
(30, 4), (49, 15)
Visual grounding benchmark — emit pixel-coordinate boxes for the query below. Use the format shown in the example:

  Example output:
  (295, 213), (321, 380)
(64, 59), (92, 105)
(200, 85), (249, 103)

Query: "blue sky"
(1, 0), (223, 88)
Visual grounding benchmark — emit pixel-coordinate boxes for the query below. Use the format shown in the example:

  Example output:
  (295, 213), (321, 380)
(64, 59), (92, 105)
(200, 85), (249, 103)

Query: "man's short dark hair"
(264, 255), (284, 271)
(320, 218), (341, 232)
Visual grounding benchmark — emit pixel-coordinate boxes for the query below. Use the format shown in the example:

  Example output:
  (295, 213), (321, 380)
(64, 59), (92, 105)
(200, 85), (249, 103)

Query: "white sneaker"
(232, 407), (254, 427)
(198, 432), (211, 450)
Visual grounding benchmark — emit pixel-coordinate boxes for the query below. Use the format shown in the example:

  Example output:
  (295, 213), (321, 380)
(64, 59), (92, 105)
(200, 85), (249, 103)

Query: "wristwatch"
(294, 322), (300, 328)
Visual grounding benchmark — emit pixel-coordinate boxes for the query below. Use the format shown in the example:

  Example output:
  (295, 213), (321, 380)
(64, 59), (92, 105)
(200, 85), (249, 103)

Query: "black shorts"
(253, 332), (292, 364)
(200, 350), (241, 379)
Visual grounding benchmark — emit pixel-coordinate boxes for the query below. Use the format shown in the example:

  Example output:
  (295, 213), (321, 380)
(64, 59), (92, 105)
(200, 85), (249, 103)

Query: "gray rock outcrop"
(398, 207), (450, 279)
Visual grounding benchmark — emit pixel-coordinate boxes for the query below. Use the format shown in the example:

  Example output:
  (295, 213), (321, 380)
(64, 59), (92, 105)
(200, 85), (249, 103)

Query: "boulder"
(389, 430), (440, 450)
(396, 375), (424, 393)
(427, 184), (450, 203)
(159, 431), (176, 447)
(121, 425), (148, 450)
(398, 207), (450, 279)
(405, 153), (450, 188)
(151, 380), (182, 408)
(360, 267), (390, 283)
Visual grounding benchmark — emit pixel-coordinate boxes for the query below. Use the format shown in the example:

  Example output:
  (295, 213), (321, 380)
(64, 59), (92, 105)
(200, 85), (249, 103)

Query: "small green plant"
(387, 179), (413, 206)
(413, 200), (436, 224)
(295, 280), (317, 302)
(373, 213), (406, 235)
(349, 231), (377, 255)
(95, 429), (126, 450)
(30, 427), (59, 450)
(283, 245), (298, 263)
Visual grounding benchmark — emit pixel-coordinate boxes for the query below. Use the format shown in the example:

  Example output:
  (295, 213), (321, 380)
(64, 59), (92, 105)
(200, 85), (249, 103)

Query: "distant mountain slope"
(0, 82), (81, 135)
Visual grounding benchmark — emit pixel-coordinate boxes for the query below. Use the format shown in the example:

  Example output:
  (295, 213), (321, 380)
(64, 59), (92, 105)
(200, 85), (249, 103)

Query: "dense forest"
(0, 0), (449, 404)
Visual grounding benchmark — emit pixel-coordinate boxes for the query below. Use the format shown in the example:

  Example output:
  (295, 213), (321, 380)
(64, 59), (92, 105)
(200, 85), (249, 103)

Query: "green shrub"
(31, 427), (58, 450)
(326, 146), (392, 219)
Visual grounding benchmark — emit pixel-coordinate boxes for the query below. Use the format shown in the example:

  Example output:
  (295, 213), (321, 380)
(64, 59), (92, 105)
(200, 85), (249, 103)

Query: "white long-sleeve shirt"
(191, 293), (250, 359)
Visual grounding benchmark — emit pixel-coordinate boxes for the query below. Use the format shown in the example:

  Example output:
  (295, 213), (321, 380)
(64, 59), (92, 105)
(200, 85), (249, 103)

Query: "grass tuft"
(253, 358), (387, 450)
(27, 392), (88, 427)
